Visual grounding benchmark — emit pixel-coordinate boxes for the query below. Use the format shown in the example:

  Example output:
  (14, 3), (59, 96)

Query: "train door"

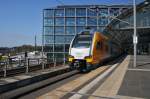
(93, 39), (103, 64)
(92, 39), (99, 64)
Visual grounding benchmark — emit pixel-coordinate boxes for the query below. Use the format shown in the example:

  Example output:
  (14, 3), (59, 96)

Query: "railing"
(0, 58), (68, 77)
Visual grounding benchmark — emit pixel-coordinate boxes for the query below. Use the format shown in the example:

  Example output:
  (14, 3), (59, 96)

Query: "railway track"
(0, 55), (126, 99)
(0, 70), (79, 99)
(19, 55), (126, 99)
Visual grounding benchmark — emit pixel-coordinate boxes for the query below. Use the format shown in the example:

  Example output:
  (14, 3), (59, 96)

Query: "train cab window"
(72, 34), (92, 48)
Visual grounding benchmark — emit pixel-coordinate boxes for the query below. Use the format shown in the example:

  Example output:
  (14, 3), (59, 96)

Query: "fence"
(0, 57), (68, 77)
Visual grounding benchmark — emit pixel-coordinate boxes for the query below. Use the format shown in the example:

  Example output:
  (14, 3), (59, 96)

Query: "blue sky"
(0, 0), (142, 47)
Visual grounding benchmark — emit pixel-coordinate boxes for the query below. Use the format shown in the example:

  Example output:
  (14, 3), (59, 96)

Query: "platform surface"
(89, 55), (150, 99)
(118, 55), (150, 98)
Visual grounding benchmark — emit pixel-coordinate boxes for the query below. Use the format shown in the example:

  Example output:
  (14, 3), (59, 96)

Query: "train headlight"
(84, 56), (92, 63)
(68, 55), (74, 62)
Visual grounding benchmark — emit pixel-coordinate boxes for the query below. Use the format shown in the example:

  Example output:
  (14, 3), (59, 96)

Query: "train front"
(68, 31), (93, 72)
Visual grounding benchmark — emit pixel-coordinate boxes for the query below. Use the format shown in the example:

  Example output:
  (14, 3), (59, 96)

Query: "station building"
(43, 5), (131, 62)
(104, 1), (150, 55)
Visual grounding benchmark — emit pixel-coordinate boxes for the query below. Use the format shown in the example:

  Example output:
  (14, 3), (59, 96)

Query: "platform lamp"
(133, 0), (149, 67)
(133, 0), (137, 68)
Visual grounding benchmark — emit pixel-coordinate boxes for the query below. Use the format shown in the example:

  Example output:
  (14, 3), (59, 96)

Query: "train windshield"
(72, 34), (92, 48)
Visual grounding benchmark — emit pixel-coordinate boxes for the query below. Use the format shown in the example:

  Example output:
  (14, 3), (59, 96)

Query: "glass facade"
(110, 8), (120, 17)
(44, 27), (53, 35)
(76, 8), (86, 16)
(43, 5), (130, 62)
(55, 26), (64, 34)
(55, 18), (64, 26)
(66, 27), (75, 34)
(66, 18), (75, 26)
(99, 8), (108, 17)
(87, 17), (97, 26)
(87, 8), (97, 16)
(65, 8), (75, 16)
(105, 3), (150, 55)
(113, 6), (150, 29)
(44, 9), (54, 17)
(76, 18), (86, 26)
(45, 36), (54, 44)
(55, 36), (65, 43)
(44, 18), (53, 26)
(98, 17), (108, 26)
(55, 9), (64, 17)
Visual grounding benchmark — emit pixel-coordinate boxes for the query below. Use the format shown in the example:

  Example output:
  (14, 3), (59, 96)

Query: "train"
(68, 29), (122, 72)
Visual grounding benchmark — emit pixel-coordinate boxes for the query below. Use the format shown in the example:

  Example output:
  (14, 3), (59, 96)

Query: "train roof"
(77, 29), (108, 40)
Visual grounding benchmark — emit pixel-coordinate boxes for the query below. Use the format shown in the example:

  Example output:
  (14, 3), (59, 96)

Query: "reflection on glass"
(99, 8), (108, 17)
(98, 18), (108, 26)
(65, 36), (74, 43)
(47, 53), (54, 61)
(76, 8), (86, 16)
(44, 18), (53, 26)
(54, 53), (64, 58)
(55, 36), (65, 43)
(89, 26), (97, 31)
(87, 9), (97, 16)
(76, 26), (84, 33)
(87, 17), (97, 26)
(98, 27), (105, 32)
(44, 45), (53, 52)
(54, 44), (64, 52)
(66, 18), (75, 26)
(44, 10), (54, 17)
(77, 18), (86, 26)
(66, 27), (75, 34)
(65, 8), (75, 16)
(44, 27), (53, 35)
(45, 36), (54, 43)
(55, 27), (64, 34)
(55, 9), (64, 17)
(55, 18), (64, 26)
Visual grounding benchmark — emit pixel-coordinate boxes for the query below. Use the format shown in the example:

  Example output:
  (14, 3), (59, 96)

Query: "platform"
(1, 55), (150, 99)
(89, 55), (150, 99)
(0, 65), (69, 94)
(118, 55), (150, 98)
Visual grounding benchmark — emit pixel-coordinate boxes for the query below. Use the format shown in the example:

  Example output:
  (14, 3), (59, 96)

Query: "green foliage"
(0, 56), (8, 61)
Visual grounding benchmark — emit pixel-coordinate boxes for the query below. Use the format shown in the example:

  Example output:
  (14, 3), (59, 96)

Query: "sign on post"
(133, 35), (138, 44)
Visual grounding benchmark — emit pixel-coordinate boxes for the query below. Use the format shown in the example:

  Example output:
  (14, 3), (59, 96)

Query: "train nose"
(71, 48), (90, 59)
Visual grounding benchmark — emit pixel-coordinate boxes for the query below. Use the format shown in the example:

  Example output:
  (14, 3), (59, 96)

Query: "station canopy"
(103, 0), (150, 53)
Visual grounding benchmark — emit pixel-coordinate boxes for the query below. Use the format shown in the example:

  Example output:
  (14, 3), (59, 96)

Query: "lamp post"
(133, 0), (137, 68)
(42, 11), (44, 70)
(35, 35), (37, 52)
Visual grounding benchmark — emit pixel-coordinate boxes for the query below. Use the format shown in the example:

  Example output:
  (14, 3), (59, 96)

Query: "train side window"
(96, 42), (100, 49)
(96, 41), (102, 49)
(100, 42), (103, 49)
